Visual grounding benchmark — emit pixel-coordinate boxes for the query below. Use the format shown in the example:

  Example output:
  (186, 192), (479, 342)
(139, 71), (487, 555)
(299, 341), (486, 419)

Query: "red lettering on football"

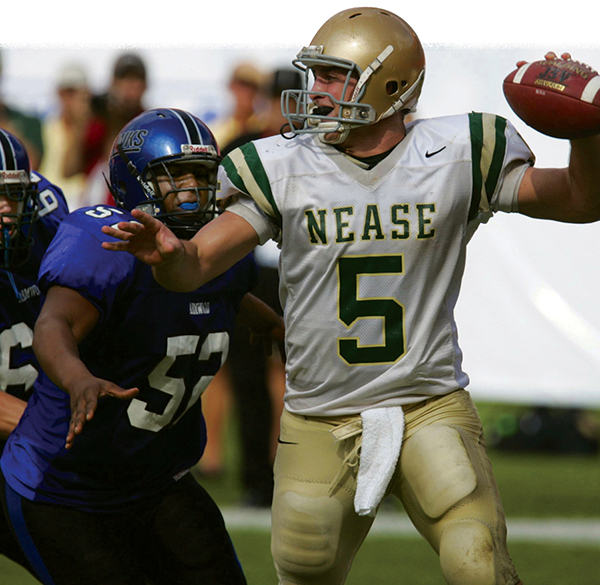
(503, 58), (600, 139)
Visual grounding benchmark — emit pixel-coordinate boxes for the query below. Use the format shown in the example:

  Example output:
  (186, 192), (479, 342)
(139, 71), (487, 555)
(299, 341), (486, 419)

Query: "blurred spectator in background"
(199, 60), (265, 485)
(198, 68), (302, 508)
(222, 67), (303, 152)
(209, 61), (264, 148)
(0, 49), (44, 170)
(39, 62), (90, 210)
(63, 51), (148, 207)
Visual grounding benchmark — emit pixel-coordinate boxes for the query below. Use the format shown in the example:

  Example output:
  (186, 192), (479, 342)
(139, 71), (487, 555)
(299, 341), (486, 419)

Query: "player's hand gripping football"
(101, 208), (184, 266)
(516, 51), (571, 69)
(504, 51), (600, 139)
(66, 377), (139, 449)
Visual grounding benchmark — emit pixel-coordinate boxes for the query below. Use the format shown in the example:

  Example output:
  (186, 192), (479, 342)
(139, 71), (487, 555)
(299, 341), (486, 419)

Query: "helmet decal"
(117, 129), (149, 154)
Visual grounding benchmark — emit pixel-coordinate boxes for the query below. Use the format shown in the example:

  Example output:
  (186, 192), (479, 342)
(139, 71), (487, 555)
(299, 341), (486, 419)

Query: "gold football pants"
(271, 390), (520, 585)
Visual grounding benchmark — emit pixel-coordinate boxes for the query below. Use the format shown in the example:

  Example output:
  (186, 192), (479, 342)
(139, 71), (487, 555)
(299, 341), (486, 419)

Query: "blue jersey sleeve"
(38, 205), (137, 320)
(33, 172), (70, 228)
(27, 172), (70, 262)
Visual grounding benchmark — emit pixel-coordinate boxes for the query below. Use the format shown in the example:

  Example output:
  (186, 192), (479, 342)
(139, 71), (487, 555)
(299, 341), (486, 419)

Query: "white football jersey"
(218, 113), (534, 416)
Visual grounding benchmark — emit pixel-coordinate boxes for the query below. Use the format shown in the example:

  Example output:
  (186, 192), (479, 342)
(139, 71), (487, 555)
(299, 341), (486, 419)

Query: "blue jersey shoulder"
(32, 171), (70, 231)
(25, 173), (69, 273)
(38, 205), (137, 314)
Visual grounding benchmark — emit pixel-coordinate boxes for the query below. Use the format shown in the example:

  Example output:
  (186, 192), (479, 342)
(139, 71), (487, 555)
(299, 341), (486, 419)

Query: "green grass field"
(2, 402), (599, 584)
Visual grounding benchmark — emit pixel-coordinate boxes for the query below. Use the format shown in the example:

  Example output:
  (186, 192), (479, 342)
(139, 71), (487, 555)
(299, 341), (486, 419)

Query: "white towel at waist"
(355, 406), (405, 517)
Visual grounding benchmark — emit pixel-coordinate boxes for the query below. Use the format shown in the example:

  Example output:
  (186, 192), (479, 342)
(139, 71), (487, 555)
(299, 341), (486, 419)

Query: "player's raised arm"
(504, 52), (600, 223)
(517, 133), (600, 223)
(103, 207), (260, 292)
(32, 286), (139, 449)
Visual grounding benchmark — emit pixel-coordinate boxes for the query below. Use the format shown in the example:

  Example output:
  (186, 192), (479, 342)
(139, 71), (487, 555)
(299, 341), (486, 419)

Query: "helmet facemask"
(283, 47), (378, 144)
(0, 170), (39, 270)
(144, 158), (220, 238)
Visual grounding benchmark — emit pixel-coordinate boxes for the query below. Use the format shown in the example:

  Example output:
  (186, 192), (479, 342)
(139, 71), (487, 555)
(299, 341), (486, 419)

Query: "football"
(503, 58), (600, 139)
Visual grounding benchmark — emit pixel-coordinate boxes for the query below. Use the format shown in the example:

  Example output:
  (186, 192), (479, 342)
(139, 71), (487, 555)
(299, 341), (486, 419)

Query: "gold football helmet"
(282, 7), (426, 143)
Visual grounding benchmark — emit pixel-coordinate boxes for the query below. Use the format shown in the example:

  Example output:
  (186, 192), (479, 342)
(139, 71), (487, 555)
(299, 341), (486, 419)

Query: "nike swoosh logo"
(425, 146), (447, 158)
(277, 437), (299, 445)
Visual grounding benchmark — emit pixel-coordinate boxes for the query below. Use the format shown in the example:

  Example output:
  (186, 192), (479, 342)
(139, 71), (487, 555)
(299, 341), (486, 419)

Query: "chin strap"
(117, 143), (156, 201)
(318, 125), (350, 145)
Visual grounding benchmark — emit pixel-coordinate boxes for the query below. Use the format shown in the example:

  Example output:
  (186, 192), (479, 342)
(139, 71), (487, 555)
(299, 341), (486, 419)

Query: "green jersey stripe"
(484, 115), (507, 201)
(468, 112), (508, 222)
(221, 154), (250, 195)
(238, 143), (282, 225)
(468, 112), (484, 222)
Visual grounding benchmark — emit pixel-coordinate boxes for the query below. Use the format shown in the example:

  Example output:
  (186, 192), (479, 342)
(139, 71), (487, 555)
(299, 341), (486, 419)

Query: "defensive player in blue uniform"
(0, 108), (284, 585)
(0, 128), (69, 572)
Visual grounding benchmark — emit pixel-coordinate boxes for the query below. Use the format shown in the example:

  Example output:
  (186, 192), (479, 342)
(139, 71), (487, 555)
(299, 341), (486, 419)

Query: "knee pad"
(439, 520), (495, 585)
(271, 491), (343, 578)
(401, 425), (478, 519)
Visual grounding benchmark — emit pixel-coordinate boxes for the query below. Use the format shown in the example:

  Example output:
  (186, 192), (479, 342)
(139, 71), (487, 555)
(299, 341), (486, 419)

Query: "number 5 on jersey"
(338, 255), (405, 365)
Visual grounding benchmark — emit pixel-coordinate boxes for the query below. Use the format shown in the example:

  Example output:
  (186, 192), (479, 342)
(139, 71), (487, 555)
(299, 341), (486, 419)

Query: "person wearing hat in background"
(209, 61), (264, 149)
(39, 62), (91, 210)
(221, 67), (304, 154)
(62, 51), (148, 207)
(0, 49), (44, 170)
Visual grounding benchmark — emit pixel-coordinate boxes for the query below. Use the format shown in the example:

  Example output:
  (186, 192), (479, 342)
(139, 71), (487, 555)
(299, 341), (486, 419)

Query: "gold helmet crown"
(282, 7), (426, 142)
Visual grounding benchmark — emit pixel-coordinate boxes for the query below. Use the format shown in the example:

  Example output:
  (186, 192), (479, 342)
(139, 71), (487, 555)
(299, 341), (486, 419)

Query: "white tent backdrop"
(2, 2), (599, 408)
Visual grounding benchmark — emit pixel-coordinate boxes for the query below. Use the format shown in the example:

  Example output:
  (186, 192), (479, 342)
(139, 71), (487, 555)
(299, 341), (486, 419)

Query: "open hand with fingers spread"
(101, 208), (184, 267)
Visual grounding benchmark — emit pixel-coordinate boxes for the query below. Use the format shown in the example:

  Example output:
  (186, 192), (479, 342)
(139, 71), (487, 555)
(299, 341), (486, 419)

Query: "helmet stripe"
(0, 130), (17, 170)
(171, 109), (204, 145)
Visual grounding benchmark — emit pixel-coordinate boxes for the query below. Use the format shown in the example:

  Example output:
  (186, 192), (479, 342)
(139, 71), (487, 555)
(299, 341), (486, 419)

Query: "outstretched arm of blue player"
(101, 209), (187, 268)
(32, 286), (140, 449)
(101, 209), (260, 291)
(236, 293), (286, 361)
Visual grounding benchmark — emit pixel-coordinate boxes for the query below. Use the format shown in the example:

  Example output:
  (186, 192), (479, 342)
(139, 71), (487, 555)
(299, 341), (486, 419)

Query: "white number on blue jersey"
(127, 332), (229, 432)
(84, 206), (125, 219)
(37, 188), (59, 218)
(0, 322), (38, 392)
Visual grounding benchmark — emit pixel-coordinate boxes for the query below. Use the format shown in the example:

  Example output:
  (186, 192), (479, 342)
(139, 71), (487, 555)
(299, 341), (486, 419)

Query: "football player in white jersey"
(102, 7), (600, 585)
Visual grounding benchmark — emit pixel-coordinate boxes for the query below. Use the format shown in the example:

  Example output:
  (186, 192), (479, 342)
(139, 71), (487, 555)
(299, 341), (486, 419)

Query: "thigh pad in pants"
(272, 409), (373, 585)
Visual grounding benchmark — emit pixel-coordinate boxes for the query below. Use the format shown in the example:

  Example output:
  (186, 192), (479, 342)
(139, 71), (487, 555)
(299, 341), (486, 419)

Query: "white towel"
(354, 406), (405, 517)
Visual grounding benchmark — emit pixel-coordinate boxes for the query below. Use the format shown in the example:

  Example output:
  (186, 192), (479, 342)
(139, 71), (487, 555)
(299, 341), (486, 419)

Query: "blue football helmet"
(0, 129), (39, 269)
(109, 108), (221, 238)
